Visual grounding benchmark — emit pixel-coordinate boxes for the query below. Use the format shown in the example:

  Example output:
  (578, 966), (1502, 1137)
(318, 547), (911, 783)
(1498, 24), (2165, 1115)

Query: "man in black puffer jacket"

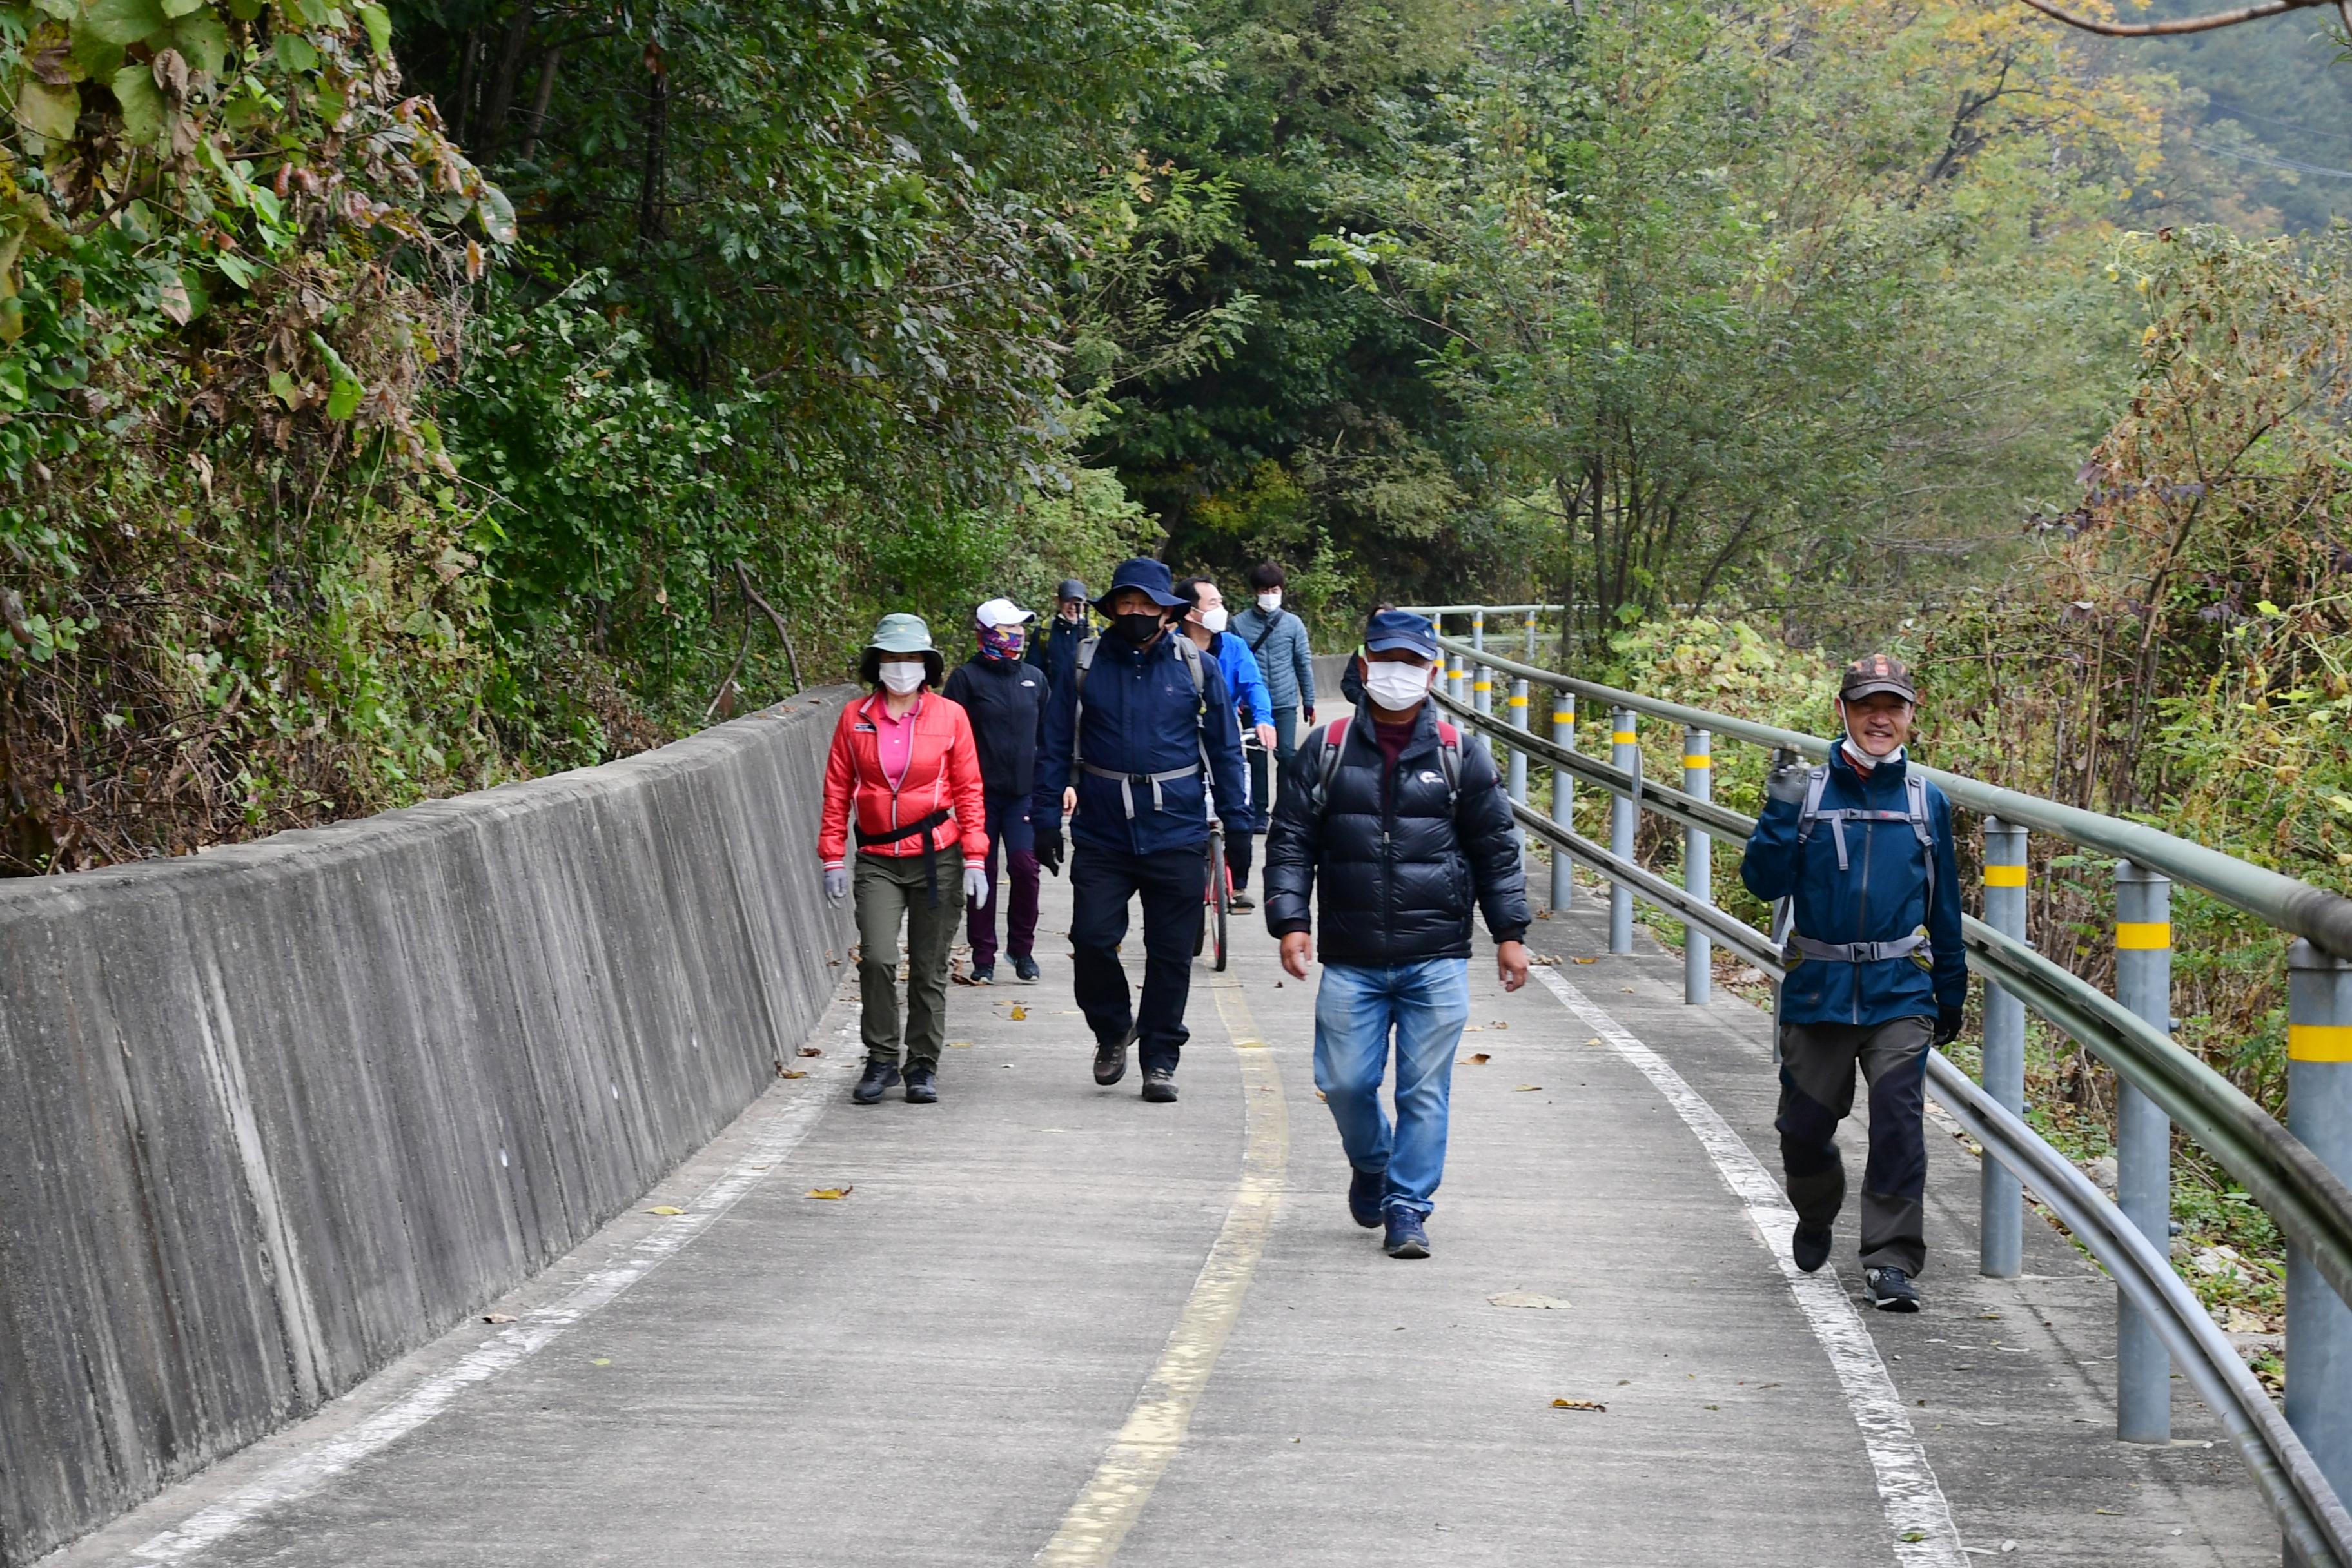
(1264, 609), (1531, 1259)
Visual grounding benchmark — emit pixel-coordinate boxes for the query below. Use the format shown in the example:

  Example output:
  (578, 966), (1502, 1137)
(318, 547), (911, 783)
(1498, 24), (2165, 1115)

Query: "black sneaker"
(1348, 1168), (1384, 1230)
(1141, 1068), (1179, 1103)
(1865, 1266), (1922, 1313)
(1229, 891), (1256, 912)
(968, 964), (994, 986)
(903, 1066), (937, 1104)
(1093, 1024), (1135, 1086)
(1384, 1208), (1431, 1259)
(1012, 955), (1040, 983)
(1792, 1223), (1834, 1274)
(852, 1061), (901, 1105)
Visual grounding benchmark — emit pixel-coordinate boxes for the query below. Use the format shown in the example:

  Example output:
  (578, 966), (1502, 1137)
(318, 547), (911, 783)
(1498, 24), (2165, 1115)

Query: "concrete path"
(49, 783), (2279, 1565)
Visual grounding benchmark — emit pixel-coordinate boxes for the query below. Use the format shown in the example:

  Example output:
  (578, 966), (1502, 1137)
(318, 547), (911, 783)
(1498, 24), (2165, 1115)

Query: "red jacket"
(818, 691), (989, 868)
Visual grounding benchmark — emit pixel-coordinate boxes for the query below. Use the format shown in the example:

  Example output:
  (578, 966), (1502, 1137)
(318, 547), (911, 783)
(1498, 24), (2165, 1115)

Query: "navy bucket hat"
(1093, 558), (1185, 614)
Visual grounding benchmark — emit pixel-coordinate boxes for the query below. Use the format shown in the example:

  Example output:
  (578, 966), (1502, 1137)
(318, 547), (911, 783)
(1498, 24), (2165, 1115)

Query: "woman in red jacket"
(819, 614), (990, 1104)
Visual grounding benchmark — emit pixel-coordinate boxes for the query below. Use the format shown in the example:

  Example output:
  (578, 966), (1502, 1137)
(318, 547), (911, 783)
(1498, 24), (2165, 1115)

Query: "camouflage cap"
(1839, 652), (1916, 703)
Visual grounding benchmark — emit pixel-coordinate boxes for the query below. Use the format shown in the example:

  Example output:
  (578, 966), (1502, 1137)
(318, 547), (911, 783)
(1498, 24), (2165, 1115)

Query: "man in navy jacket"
(1034, 559), (1250, 1103)
(1264, 610), (1531, 1259)
(1741, 653), (1966, 1312)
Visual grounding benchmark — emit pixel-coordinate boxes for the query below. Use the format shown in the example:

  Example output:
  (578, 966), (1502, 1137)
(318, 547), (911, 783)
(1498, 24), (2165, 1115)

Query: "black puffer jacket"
(942, 653), (1048, 799)
(1264, 705), (1531, 966)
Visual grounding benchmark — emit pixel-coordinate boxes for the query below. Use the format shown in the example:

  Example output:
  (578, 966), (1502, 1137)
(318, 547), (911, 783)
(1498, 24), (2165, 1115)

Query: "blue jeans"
(1313, 958), (1471, 1218)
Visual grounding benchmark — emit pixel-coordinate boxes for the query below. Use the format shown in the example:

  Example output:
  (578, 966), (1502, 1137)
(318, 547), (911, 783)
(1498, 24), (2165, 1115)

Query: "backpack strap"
(1072, 635), (1099, 769)
(1311, 718), (1351, 816)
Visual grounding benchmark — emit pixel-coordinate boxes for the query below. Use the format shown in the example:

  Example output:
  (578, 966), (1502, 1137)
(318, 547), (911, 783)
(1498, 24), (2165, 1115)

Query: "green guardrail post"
(1683, 727), (1711, 1004)
(2288, 936), (2352, 1551)
(1980, 817), (2028, 1279)
(1610, 707), (1636, 955)
(1551, 691), (1576, 914)
(2115, 858), (2174, 1444)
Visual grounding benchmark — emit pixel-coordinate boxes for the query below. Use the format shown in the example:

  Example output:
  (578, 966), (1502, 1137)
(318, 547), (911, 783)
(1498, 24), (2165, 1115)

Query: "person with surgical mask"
(1174, 576), (1278, 910)
(817, 613), (990, 1105)
(1230, 561), (1318, 848)
(942, 598), (1049, 985)
(1262, 609), (1531, 1260)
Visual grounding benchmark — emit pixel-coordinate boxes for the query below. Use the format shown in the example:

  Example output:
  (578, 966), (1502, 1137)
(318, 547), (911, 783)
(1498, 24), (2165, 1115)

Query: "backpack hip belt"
(1083, 761), (1204, 819)
(1784, 932), (1930, 965)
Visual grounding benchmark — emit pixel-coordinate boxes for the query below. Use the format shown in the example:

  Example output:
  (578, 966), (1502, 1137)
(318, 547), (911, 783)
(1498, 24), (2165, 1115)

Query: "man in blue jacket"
(1740, 653), (1967, 1313)
(1174, 576), (1279, 910)
(1264, 610), (1531, 1260)
(1028, 577), (1089, 694)
(1034, 559), (1251, 1103)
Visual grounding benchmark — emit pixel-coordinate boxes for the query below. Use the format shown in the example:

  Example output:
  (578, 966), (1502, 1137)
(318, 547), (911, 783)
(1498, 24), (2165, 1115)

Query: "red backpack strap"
(1328, 717), (1351, 747)
(1435, 721), (1458, 746)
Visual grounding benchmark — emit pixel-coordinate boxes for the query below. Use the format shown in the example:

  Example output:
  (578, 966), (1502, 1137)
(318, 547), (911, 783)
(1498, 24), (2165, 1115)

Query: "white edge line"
(125, 1009), (860, 1565)
(1532, 966), (1968, 1568)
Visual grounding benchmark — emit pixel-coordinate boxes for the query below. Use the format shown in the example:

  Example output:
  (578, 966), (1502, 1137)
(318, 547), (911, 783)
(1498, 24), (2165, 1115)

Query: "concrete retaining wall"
(0, 691), (856, 1565)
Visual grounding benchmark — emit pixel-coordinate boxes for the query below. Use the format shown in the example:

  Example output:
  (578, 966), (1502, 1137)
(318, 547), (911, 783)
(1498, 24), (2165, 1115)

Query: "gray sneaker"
(1865, 1266), (1921, 1313)
(1140, 1068), (1178, 1103)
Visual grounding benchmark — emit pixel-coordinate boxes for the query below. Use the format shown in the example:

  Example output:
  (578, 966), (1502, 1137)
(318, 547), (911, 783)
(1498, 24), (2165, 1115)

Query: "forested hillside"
(1, 0), (2345, 874)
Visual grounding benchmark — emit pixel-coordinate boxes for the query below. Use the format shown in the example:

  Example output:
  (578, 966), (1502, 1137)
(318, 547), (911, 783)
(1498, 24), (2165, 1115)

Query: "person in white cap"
(941, 598), (1050, 983)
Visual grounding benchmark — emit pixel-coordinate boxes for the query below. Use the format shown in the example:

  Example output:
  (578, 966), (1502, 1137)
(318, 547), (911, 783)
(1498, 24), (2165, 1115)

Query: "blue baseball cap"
(1362, 609), (1439, 660)
(1095, 557), (1185, 612)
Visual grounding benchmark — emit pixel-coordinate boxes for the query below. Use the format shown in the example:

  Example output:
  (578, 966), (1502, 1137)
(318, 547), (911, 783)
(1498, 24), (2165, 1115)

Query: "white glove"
(963, 865), (990, 905)
(823, 867), (848, 905)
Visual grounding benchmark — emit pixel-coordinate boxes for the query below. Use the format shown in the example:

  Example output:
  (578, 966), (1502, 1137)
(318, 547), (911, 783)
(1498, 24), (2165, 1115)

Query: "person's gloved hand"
(1035, 826), (1064, 876)
(1934, 1008), (1964, 1048)
(823, 866), (848, 905)
(1766, 754), (1810, 807)
(963, 865), (990, 906)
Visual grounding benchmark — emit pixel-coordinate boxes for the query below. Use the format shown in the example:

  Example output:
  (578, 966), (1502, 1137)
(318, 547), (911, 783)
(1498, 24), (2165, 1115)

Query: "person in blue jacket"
(1028, 577), (1089, 694)
(1740, 652), (1966, 1313)
(1173, 576), (1278, 909)
(1033, 559), (1251, 1103)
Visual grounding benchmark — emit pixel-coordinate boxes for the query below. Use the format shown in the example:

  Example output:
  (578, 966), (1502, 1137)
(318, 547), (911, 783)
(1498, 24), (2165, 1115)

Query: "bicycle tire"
(1197, 829), (1219, 957)
(1213, 866), (1228, 972)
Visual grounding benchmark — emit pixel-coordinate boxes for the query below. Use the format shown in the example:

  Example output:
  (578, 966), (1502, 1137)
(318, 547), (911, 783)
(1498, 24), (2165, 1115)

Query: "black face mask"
(1109, 611), (1165, 647)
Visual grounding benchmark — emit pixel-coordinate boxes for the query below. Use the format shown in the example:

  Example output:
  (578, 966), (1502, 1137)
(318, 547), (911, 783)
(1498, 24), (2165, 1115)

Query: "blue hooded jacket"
(1034, 631), (1251, 856)
(1740, 744), (1966, 1029)
(1208, 629), (1273, 728)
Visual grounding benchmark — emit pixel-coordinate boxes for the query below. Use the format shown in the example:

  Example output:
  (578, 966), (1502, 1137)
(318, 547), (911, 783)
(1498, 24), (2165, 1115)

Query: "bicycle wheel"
(1212, 858), (1229, 972)
(1196, 830), (1219, 957)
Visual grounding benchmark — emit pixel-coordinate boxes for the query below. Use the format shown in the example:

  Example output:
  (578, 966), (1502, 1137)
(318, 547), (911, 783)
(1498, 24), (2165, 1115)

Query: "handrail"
(1436, 682), (2352, 1308)
(1486, 710), (2352, 1565)
(1431, 631), (2352, 962)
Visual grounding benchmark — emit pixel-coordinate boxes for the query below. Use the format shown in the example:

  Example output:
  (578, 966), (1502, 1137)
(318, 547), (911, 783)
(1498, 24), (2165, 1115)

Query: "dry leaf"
(1489, 1021), (1509, 1030)
(805, 1186), (854, 1200)
(798, 1046), (823, 1057)
(1572, 957), (1598, 965)
(1010, 1005), (1028, 1020)
(482, 1312), (517, 1324)
(1489, 1291), (1568, 1309)
(778, 1069), (808, 1079)
(1314, 1089), (1327, 1102)
(1513, 1084), (1542, 1092)
(1462, 1024), (1484, 1033)
(645, 1205), (685, 1216)
(1461, 1052), (1491, 1065)
(1550, 1398), (1606, 1412)
(591, 1358), (612, 1367)
(948, 1040), (973, 1048)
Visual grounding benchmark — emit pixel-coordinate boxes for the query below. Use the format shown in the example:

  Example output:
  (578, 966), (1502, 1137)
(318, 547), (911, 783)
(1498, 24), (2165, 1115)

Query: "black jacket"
(1027, 614), (1086, 697)
(942, 653), (1048, 800)
(1264, 705), (1531, 966)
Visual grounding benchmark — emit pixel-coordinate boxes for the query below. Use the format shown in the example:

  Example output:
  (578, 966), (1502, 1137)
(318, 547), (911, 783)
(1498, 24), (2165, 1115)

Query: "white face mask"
(1364, 661), (1433, 710)
(1199, 606), (1230, 635)
(877, 662), (926, 695)
(1256, 591), (1281, 613)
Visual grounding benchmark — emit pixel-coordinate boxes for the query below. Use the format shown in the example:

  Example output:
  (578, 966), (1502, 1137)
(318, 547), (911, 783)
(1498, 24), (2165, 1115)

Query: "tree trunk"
(481, 3), (536, 152)
(520, 45), (562, 161)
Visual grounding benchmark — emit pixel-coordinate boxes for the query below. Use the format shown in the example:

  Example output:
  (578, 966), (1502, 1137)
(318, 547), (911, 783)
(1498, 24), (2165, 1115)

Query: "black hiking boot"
(1094, 1023), (1136, 1086)
(852, 1061), (901, 1105)
(903, 1066), (938, 1104)
(1792, 1223), (1834, 1274)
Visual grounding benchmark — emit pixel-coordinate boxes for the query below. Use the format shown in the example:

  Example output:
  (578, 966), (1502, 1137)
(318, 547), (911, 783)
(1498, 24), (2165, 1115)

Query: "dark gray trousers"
(1776, 1015), (1932, 1275)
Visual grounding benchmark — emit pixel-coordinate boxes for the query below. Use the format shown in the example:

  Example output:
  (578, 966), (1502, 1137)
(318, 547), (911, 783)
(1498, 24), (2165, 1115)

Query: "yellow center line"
(1034, 981), (1288, 1566)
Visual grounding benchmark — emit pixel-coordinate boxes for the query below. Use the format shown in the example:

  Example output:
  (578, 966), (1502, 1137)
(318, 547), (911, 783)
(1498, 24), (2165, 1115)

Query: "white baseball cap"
(975, 597), (1034, 629)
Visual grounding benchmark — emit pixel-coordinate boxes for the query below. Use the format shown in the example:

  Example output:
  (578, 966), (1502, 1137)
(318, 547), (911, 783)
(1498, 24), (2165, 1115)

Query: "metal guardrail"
(1416, 607), (2352, 1567)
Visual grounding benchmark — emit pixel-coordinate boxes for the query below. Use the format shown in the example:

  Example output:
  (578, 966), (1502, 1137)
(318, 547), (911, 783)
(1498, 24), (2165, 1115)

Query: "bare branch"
(2014, 0), (2324, 37)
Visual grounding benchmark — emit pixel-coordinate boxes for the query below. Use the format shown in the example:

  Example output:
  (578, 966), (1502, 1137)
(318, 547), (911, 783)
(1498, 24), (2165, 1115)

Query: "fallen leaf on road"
(1513, 1084), (1542, 1092)
(645, 1205), (685, 1215)
(1489, 1021), (1509, 1030)
(1489, 1291), (1568, 1309)
(1572, 957), (1598, 965)
(482, 1312), (517, 1324)
(1462, 1024), (1484, 1033)
(1899, 1530), (1925, 1543)
(1586, 1037), (1602, 1046)
(591, 1358), (611, 1367)
(805, 1186), (854, 1200)
(948, 1041), (973, 1048)
(778, 1069), (808, 1079)
(798, 1046), (823, 1057)
(1550, 1398), (1605, 1412)
(1461, 1052), (1491, 1065)
(1011, 1006), (1028, 1020)
(1314, 1089), (1327, 1102)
